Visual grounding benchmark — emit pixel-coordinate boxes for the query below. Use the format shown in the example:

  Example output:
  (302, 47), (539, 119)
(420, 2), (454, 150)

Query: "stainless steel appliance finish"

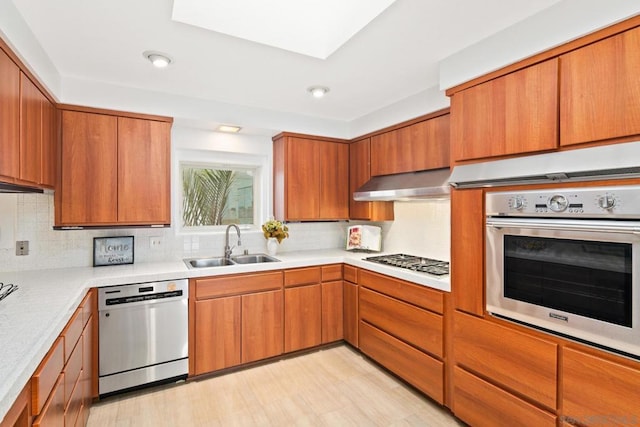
(486, 185), (640, 359)
(449, 140), (640, 189)
(354, 168), (451, 201)
(364, 254), (449, 276)
(98, 279), (189, 396)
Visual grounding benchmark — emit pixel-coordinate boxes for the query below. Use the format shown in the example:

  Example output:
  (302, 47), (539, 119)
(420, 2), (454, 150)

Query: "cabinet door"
(194, 296), (241, 374)
(349, 139), (394, 221)
(321, 280), (343, 343)
(562, 347), (640, 425)
(80, 316), (93, 426)
(0, 381), (30, 427)
(286, 137), (320, 220)
(32, 374), (65, 427)
(242, 290), (283, 363)
(19, 73), (42, 185)
(40, 97), (57, 188)
(58, 111), (117, 225)
(343, 280), (358, 347)
(318, 142), (348, 219)
(451, 58), (558, 161)
(560, 26), (640, 146)
(284, 284), (321, 352)
(117, 117), (171, 224)
(451, 188), (485, 315)
(0, 48), (20, 181)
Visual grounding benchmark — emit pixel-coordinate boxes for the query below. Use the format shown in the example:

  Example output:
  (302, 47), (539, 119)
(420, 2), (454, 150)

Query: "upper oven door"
(486, 217), (640, 356)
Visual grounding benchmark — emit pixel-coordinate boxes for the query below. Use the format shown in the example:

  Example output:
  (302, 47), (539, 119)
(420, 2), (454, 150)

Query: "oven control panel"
(486, 185), (640, 218)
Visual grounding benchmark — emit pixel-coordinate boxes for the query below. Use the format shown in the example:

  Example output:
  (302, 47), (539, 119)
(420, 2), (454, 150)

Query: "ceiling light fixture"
(217, 125), (242, 133)
(143, 51), (173, 68)
(308, 86), (330, 98)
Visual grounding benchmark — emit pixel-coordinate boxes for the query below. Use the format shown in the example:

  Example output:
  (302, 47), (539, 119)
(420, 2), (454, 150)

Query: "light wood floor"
(87, 345), (464, 426)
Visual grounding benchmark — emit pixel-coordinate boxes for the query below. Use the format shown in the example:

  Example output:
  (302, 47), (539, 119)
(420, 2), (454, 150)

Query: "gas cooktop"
(364, 254), (450, 276)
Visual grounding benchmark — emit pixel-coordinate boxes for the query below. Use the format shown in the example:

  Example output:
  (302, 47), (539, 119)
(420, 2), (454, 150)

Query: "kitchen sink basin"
(184, 253), (280, 269)
(231, 254), (280, 264)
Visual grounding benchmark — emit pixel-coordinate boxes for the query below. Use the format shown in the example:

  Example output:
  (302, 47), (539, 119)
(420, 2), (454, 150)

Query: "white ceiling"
(11, 0), (563, 123)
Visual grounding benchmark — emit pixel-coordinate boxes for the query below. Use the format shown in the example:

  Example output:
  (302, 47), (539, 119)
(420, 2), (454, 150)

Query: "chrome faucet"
(224, 224), (242, 258)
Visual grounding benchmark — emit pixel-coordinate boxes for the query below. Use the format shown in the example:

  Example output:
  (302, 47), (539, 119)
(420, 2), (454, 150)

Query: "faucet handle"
(243, 249), (249, 255)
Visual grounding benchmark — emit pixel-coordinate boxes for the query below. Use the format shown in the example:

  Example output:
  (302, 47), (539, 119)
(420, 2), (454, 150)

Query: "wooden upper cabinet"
(0, 47), (20, 182)
(58, 110), (118, 225)
(273, 133), (349, 221)
(450, 58), (559, 162)
(348, 138), (394, 221)
(560, 26), (640, 146)
(370, 114), (450, 176)
(40, 97), (57, 188)
(19, 73), (43, 185)
(117, 117), (171, 224)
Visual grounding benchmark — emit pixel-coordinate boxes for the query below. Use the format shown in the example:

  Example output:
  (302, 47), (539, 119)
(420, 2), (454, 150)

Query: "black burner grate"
(364, 254), (449, 276)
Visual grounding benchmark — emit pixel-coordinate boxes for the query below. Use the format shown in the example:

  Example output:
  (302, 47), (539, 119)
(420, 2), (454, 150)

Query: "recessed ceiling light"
(217, 125), (242, 133)
(143, 51), (172, 68)
(308, 86), (330, 98)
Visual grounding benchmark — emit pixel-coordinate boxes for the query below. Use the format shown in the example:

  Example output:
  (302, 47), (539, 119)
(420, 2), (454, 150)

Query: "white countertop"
(0, 249), (449, 420)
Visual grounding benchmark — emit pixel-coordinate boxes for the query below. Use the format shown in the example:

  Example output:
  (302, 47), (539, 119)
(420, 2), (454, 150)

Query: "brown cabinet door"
(286, 137), (320, 220)
(32, 374), (65, 427)
(117, 117), (171, 225)
(451, 58), (558, 161)
(343, 280), (358, 347)
(81, 316), (94, 426)
(349, 139), (394, 221)
(0, 47), (20, 182)
(194, 296), (241, 374)
(562, 347), (640, 425)
(242, 290), (283, 363)
(284, 284), (321, 352)
(19, 73), (42, 185)
(451, 188), (485, 315)
(318, 141), (349, 219)
(560, 26), (640, 147)
(40, 97), (57, 188)
(321, 280), (343, 343)
(58, 111), (118, 225)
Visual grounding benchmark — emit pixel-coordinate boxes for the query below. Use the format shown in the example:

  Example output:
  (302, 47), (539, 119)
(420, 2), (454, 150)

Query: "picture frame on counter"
(93, 236), (135, 267)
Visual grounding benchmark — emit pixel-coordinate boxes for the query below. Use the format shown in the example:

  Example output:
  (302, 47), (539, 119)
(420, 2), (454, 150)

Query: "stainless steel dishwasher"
(98, 278), (189, 396)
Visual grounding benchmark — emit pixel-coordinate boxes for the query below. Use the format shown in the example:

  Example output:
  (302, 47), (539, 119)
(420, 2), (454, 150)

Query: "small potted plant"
(262, 218), (289, 255)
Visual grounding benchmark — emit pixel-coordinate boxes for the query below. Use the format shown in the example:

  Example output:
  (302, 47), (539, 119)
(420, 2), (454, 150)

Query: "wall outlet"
(149, 236), (163, 249)
(16, 240), (29, 256)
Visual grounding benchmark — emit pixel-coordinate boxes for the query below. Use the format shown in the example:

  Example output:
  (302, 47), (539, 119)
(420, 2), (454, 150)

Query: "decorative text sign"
(93, 236), (134, 267)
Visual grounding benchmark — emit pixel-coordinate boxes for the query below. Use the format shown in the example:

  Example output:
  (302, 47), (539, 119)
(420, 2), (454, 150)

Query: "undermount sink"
(184, 253), (280, 269)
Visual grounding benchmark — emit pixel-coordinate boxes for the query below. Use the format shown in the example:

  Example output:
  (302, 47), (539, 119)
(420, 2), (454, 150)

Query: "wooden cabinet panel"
(242, 290), (283, 363)
(19, 73), (42, 185)
(0, 381), (30, 427)
(195, 271), (283, 299)
(117, 117), (171, 224)
(58, 110), (118, 225)
(284, 284), (322, 352)
(562, 347), (640, 425)
(194, 296), (241, 374)
(80, 316), (93, 426)
(40, 98), (57, 188)
(343, 280), (358, 348)
(80, 289), (95, 328)
(359, 269), (443, 314)
(561, 26), (640, 147)
(360, 287), (442, 358)
(320, 264), (342, 282)
(32, 374), (64, 427)
(451, 188), (485, 315)
(32, 337), (64, 417)
(321, 280), (343, 343)
(348, 139), (394, 221)
(451, 59), (558, 161)
(370, 115), (450, 176)
(360, 321), (444, 404)
(453, 312), (557, 409)
(453, 367), (556, 427)
(63, 337), (82, 405)
(63, 374), (82, 427)
(343, 265), (357, 283)
(284, 267), (321, 288)
(0, 47), (20, 181)
(319, 141), (349, 219)
(61, 308), (82, 363)
(286, 137), (320, 220)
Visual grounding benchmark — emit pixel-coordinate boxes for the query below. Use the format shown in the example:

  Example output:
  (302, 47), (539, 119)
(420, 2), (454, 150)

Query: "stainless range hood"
(354, 168), (451, 201)
(0, 182), (44, 194)
(449, 141), (640, 189)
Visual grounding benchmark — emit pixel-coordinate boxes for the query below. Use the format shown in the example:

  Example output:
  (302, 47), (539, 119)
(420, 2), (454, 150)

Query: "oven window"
(504, 235), (632, 327)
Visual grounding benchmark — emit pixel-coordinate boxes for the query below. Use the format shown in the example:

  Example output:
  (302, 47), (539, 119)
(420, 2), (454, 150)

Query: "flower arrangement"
(262, 219), (289, 243)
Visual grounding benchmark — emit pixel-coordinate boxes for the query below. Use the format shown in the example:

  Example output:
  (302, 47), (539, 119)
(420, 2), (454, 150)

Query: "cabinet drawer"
(562, 347), (640, 425)
(32, 337), (64, 416)
(81, 289), (95, 327)
(360, 287), (442, 358)
(321, 264), (342, 282)
(194, 271), (283, 299)
(284, 267), (321, 287)
(343, 265), (357, 283)
(61, 308), (83, 362)
(360, 321), (443, 404)
(63, 336), (83, 404)
(64, 374), (82, 427)
(32, 373), (65, 427)
(359, 269), (443, 314)
(453, 367), (556, 427)
(454, 312), (557, 409)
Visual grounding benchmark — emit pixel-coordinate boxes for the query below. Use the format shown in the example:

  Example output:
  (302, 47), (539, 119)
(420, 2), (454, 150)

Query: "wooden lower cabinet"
(241, 290), (283, 364)
(343, 279), (358, 348)
(0, 382), (30, 427)
(32, 374), (64, 427)
(452, 367), (556, 427)
(194, 296), (242, 374)
(321, 280), (343, 344)
(284, 284), (322, 352)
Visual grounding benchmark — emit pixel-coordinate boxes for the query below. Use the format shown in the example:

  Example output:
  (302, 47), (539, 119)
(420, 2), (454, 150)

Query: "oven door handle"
(486, 217), (640, 234)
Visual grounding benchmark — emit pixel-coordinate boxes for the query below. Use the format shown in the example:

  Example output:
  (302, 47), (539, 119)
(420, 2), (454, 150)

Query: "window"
(181, 164), (257, 228)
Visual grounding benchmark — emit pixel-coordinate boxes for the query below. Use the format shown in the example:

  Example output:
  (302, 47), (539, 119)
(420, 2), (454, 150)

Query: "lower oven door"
(486, 217), (640, 358)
